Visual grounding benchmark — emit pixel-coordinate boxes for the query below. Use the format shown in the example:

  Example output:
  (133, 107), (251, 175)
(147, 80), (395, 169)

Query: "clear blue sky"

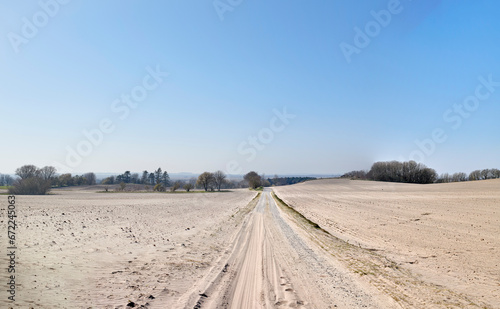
(1, 0), (499, 175)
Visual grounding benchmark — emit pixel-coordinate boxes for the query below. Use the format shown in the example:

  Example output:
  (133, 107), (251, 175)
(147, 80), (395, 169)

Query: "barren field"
(274, 179), (500, 308)
(1, 180), (498, 308)
(0, 189), (257, 308)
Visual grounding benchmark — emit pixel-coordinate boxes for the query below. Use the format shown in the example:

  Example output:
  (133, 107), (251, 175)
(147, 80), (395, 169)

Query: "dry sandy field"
(0, 188), (257, 308)
(1, 179), (498, 308)
(274, 179), (500, 308)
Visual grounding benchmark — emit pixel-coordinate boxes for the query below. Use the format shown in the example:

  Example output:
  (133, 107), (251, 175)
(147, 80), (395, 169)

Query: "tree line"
(101, 168), (171, 186)
(268, 176), (316, 186)
(342, 160), (500, 184)
(0, 174), (14, 186)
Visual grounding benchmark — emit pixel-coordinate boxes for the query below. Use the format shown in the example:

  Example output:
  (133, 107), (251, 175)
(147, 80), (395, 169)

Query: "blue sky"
(1, 0), (499, 175)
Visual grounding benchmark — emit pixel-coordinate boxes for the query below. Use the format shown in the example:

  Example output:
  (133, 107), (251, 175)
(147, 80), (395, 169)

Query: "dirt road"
(183, 189), (396, 308)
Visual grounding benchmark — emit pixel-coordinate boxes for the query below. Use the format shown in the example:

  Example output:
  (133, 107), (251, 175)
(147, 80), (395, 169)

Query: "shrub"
(171, 181), (181, 192)
(183, 183), (193, 192)
(153, 183), (165, 192)
(9, 178), (52, 195)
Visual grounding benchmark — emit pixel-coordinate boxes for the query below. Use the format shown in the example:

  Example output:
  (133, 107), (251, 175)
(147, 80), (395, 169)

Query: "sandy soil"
(0, 189), (257, 308)
(183, 189), (398, 309)
(273, 179), (500, 308)
(2, 179), (498, 308)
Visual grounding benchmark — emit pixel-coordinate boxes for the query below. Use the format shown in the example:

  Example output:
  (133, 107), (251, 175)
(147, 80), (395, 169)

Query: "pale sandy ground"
(1, 180), (498, 308)
(0, 189), (257, 308)
(274, 179), (500, 308)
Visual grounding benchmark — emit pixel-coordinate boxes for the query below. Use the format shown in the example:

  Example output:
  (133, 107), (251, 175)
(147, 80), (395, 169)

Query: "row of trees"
(196, 171), (227, 191)
(101, 168), (171, 187)
(0, 174), (14, 186)
(342, 161), (438, 184)
(343, 161), (500, 184)
(368, 161), (438, 184)
(438, 168), (500, 183)
(267, 176), (316, 186)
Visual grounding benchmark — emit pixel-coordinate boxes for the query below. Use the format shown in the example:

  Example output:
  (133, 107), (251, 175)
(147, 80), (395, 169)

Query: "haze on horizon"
(1, 0), (499, 176)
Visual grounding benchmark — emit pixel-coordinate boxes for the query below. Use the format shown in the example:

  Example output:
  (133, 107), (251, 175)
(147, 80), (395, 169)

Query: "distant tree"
(123, 171), (131, 183)
(131, 173), (139, 184)
(154, 168), (162, 184)
(451, 172), (467, 182)
(197, 172), (215, 191)
(171, 181), (181, 192)
(438, 173), (451, 183)
(469, 170), (482, 181)
(244, 171), (262, 189)
(148, 173), (155, 185)
(341, 170), (367, 180)
(183, 183), (193, 192)
(213, 170), (227, 191)
(101, 176), (115, 185)
(481, 169), (492, 180)
(15, 164), (39, 180)
(39, 166), (57, 181)
(73, 175), (85, 186)
(141, 170), (149, 184)
(268, 176), (316, 186)
(83, 172), (97, 185)
(0, 174), (14, 186)
(162, 171), (170, 187)
(492, 168), (500, 179)
(58, 173), (73, 186)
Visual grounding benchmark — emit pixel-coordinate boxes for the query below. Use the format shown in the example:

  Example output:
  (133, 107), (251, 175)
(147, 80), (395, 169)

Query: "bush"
(9, 178), (52, 195)
(153, 183), (165, 192)
(171, 181), (181, 192)
(115, 182), (127, 191)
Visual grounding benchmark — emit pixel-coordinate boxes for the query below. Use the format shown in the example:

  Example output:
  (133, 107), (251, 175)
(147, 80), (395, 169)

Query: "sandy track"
(184, 189), (395, 308)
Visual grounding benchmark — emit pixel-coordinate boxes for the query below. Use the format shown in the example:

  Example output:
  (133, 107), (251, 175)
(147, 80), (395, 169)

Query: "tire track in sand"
(186, 188), (386, 308)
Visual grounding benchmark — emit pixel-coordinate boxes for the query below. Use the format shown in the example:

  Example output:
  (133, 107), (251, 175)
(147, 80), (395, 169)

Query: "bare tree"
(10, 164), (52, 195)
(171, 181), (181, 192)
(452, 172), (467, 182)
(15, 165), (39, 180)
(39, 166), (57, 180)
(83, 172), (97, 185)
(213, 170), (227, 191)
(469, 170), (481, 181)
(196, 172), (215, 191)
